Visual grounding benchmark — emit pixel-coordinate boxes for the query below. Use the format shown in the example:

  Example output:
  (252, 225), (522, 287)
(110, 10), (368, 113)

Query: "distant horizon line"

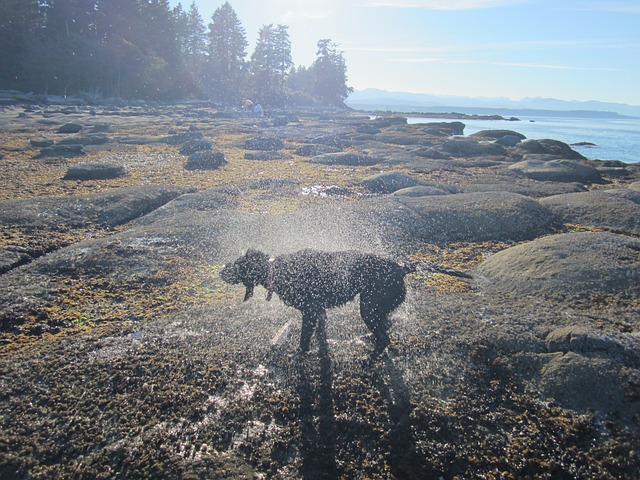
(347, 87), (640, 108)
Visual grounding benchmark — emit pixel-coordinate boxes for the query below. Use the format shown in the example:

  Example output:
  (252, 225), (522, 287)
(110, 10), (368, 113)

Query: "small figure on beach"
(242, 99), (254, 111)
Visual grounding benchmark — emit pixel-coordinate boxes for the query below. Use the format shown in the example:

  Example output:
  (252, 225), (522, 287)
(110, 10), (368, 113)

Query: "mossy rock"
(243, 136), (284, 151)
(477, 232), (640, 296)
(360, 171), (423, 194)
(63, 164), (126, 180)
(185, 151), (226, 170)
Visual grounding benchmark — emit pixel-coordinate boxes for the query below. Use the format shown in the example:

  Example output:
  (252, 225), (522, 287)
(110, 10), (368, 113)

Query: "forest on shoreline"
(0, 0), (352, 106)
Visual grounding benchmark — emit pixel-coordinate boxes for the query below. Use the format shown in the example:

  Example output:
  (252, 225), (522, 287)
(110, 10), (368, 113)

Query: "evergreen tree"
(249, 24), (292, 106)
(94, 0), (147, 97)
(0, 1), (353, 104)
(173, 2), (207, 97)
(287, 65), (315, 106)
(312, 39), (352, 106)
(34, 0), (101, 96)
(184, 2), (207, 58)
(139, 0), (181, 99)
(206, 1), (247, 105)
(0, 0), (42, 90)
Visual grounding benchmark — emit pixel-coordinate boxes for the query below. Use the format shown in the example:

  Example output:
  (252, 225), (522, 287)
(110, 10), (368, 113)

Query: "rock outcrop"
(476, 232), (640, 296)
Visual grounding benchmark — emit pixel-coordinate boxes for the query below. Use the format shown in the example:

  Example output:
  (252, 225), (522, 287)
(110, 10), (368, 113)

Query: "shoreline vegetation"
(1, 98), (639, 479)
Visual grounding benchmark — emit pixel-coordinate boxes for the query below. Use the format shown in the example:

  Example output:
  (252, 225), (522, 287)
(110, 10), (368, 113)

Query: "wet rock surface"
(539, 188), (640, 235)
(1, 104), (639, 479)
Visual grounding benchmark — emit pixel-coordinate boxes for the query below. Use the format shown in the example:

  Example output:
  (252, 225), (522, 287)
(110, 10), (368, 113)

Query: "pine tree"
(184, 2), (207, 58)
(312, 39), (352, 106)
(173, 2), (207, 97)
(206, 1), (247, 105)
(0, 0), (43, 91)
(249, 24), (292, 106)
(33, 0), (101, 96)
(0, 1), (353, 104)
(287, 65), (315, 106)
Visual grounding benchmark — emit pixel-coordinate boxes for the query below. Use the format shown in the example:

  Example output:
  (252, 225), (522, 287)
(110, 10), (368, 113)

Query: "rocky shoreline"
(1, 102), (639, 478)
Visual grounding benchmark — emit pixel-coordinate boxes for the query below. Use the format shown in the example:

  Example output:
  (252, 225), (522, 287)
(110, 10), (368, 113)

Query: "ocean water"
(407, 115), (640, 164)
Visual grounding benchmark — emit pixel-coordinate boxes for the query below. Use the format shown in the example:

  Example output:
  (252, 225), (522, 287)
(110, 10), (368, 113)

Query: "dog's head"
(220, 249), (269, 301)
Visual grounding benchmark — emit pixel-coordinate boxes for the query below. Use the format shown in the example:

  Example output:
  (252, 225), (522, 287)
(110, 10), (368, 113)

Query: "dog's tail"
(402, 261), (473, 279)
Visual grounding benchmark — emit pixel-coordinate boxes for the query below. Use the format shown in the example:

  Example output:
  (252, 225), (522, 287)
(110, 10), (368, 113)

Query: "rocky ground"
(0, 102), (639, 479)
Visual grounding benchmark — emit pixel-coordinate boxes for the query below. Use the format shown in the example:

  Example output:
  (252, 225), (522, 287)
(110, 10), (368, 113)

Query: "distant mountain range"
(346, 88), (640, 118)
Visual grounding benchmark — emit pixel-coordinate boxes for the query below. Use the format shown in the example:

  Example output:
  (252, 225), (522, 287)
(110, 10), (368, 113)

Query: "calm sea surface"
(407, 115), (640, 164)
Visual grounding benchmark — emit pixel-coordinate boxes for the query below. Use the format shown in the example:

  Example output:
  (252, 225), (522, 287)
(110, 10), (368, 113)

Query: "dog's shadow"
(295, 314), (339, 479)
(292, 318), (433, 479)
(370, 354), (435, 478)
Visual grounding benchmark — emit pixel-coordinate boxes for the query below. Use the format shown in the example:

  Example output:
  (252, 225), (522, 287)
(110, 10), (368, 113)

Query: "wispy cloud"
(345, 38), (640, 54)
(280, 9), (331, 22)
(562, 1), (640, 14)
(488, 61), (621, 72)
(365, 0), (528, 10)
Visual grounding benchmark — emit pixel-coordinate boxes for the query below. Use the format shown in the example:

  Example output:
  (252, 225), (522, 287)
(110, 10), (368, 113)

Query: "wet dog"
(220, 249), (470, 354)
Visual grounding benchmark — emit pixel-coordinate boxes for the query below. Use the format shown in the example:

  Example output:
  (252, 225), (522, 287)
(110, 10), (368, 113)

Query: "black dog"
(220, 249), (470, 354)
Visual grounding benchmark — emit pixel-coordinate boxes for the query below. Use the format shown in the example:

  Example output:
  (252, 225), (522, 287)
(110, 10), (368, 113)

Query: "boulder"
(185, 151), (226, 170)
(508, 156), (602, 183)
(35, 144), (84, 158)
(391, 186), (449, 197)
(30, 139), (54, 148)
(421, 121), (465, 136)
(0, 185), (193, 229)
(243, 136), (284, 151)
(494, 134), (524, 147)
(469, 130), (526, 141)
(391, 192), (560, 244)
(537, 352), (629, 414)
(179, 139), (212, 155)
(517, 139), (586, 159)
(539, 189), (640, 235)
(57, 135), (111, 146)
(545, 325), (627, 357)
(63, 164), (126, 181)
(462, 179), (587, 198)
(476, 232), (640, 296)
(441, 139), (508, 157)
(57, 123), (83, 134)
(501, 348), (635, 417)
(359, 171), (423, 194)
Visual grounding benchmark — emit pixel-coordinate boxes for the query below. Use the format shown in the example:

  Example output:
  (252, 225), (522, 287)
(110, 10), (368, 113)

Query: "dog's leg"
(299, 309), (324, 353)
(360, 299), (391, 355)
(372, 317), (391, 355)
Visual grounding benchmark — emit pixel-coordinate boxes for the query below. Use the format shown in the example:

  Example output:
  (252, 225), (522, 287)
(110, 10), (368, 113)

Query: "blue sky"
(171, 0), (640, 105)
